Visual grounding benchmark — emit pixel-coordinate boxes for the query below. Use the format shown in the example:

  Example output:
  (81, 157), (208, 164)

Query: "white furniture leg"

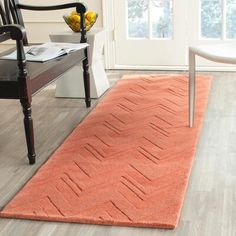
(189, 48), (196, 128)
(188, 43), (236, 127)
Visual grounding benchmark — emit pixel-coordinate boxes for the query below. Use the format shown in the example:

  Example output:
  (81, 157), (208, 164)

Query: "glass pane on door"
(200, 0), (222, 39)
(127, 0), (148, 38)
(127, 0), (173, 39)
(226, 0), (236, 39)
(151, 0), (173, 39)
(201, 0), (236, 39)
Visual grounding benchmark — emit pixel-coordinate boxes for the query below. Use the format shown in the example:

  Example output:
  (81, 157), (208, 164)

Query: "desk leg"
(83, 49), (91, 107)
(20, 100), (36, 165)
(18, 55), (36, 165)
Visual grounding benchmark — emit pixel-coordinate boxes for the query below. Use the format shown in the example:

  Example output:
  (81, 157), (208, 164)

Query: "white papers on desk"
(1, 42), (89, 62)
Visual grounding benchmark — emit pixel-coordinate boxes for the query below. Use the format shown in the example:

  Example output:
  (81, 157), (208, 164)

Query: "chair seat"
(190, 43), (236, 64)
(0, 60), (18, 81)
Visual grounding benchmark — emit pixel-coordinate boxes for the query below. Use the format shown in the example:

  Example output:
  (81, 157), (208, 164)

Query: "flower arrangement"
(63, 10), (98, 32)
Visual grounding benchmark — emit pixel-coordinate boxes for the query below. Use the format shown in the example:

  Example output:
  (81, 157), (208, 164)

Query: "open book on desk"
(1, 42), (89, 62)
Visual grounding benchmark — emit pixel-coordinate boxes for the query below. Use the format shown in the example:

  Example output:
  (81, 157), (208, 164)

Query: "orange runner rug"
(0, 74), (212, 229)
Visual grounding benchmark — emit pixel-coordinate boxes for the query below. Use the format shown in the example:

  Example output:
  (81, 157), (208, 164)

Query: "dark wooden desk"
(0, 1), (90, 165)
(0, 48), (88, 98)
(0, 46), (90, 165)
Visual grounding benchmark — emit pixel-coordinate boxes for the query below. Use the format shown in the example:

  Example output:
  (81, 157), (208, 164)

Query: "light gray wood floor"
(0, 70), (236, 236)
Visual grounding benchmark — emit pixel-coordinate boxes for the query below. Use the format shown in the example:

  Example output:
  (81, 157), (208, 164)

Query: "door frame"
(102, 0), (236, 71)
(102, 0), (116, 69)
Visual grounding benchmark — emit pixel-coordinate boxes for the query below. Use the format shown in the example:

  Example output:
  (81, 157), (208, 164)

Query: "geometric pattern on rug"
(0, 74), (212, 229)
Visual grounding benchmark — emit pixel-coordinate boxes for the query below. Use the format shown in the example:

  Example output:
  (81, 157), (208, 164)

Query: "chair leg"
(20, 100), (36, 165)
(189, 49), (196, 128)
(82, 49), (91, 108)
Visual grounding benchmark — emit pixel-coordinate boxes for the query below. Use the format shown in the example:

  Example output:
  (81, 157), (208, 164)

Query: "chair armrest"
(18, 2), (87, 13)
(0, 24), (26, 40)
(0, 24), (26, 62)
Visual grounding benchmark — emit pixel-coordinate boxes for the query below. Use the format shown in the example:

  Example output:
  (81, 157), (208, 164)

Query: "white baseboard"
(110, 64), (236, 72)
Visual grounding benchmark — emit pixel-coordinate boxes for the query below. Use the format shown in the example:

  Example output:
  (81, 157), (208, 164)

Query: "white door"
(112, 0), (187, 68)
(103, 0), (236, 69)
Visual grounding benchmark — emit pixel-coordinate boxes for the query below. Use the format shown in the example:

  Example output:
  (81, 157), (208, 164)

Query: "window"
(127, 0), (173, 39)
(201, 0), (236, 39)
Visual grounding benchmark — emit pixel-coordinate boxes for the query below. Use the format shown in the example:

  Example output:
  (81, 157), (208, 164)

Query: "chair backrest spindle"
(4, 0), (25, 25)
(0, 1), (7, 25)
(4, 0), (28, 44)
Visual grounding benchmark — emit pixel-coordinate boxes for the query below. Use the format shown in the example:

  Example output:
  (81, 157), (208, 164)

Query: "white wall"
(1, 0), (103, 44)
(83, 0), (102, 27)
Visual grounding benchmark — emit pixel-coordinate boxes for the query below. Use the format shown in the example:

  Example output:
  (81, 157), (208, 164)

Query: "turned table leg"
(20, 99), (36, 164)
(82, 48), (91, 108)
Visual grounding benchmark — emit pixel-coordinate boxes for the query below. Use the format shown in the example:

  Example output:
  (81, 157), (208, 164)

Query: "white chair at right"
(189, 43), (236, 127)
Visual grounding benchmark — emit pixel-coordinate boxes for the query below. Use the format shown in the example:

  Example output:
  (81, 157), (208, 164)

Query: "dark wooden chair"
(0, 0), (90, 164)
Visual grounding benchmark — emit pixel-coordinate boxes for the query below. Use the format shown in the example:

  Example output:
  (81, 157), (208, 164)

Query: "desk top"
(50, 28), (105, 63)
(49, 28), (104, 42)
